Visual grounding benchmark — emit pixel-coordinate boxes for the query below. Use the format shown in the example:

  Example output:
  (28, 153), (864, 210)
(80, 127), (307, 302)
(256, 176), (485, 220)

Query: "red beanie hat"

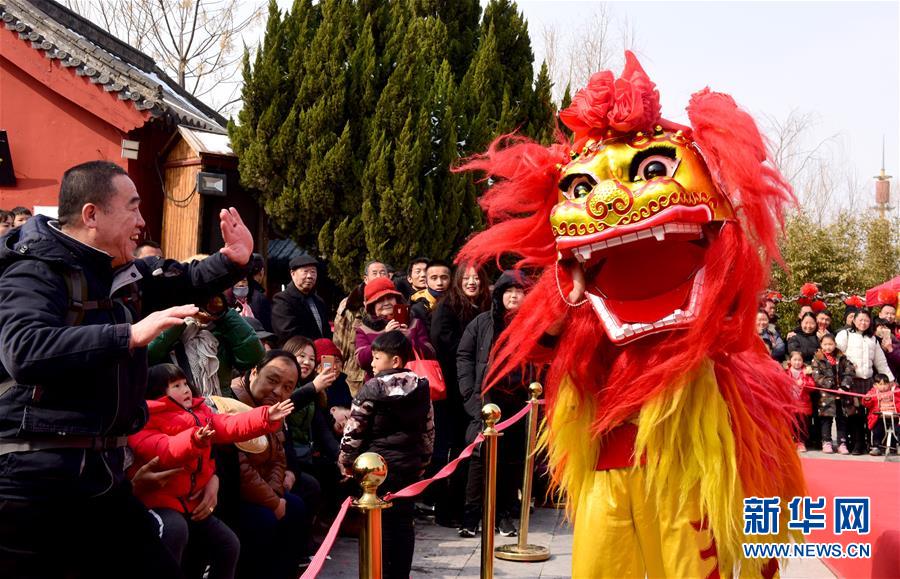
(313, 338), (342, 363)
(364, 276), (402, 308)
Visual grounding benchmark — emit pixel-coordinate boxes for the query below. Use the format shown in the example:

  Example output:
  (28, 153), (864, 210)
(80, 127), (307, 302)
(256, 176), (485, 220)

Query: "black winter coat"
(0, 216), (246, 498)
(430, 300), (481, 408)
(811, 350), (856, 417)
(787, 328), (819, 363)
(338, 369), (434, 490)
(456, 271), (535, 445)
(271, 283), (332, 342)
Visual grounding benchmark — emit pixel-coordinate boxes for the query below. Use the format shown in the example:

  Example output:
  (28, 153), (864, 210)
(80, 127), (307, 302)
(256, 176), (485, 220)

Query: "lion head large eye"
(629, 145), (679, 182)
(562, 175), (596, 201)
(636, 156), (677, 181)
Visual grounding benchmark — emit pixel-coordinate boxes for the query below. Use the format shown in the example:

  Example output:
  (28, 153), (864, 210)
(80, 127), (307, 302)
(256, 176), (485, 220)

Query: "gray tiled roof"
(0, 0), (227, 133)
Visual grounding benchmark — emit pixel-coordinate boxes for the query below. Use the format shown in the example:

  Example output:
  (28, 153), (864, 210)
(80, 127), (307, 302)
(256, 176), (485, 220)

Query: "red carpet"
(802, 457), (900, 578)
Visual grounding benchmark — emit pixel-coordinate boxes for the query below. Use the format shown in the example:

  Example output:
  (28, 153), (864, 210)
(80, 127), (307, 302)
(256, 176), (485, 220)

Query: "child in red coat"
(862, 374), (899, 456)
(129, 364), (293, 579)
(785, 350), (815, 452)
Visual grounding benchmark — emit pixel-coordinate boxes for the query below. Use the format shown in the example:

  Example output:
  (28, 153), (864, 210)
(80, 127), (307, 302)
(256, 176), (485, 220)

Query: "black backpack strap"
(62, 269), (115, 327)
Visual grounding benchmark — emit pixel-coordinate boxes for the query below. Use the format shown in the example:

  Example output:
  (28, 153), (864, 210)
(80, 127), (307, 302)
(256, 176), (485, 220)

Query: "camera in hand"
(195, 293), (230, 323)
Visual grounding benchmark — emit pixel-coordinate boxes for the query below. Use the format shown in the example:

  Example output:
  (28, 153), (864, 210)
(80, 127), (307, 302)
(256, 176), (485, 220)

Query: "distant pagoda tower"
(873, 136), (893, 219)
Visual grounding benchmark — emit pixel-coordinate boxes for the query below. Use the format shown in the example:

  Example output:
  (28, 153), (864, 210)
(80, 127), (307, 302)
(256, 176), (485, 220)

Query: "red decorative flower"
(799, 282), (819, 298)
(561, 51), (661, 136)
(844, 295), (865, 308)
(559, 71), (615, 135)
(766, 291), (784, 302)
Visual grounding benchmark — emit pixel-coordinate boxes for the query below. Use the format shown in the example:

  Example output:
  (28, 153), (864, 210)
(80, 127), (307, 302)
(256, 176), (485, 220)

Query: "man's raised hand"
(219, 207), (253, 267)
(268, 400), (294, 422)
(129, 305), (199, 349)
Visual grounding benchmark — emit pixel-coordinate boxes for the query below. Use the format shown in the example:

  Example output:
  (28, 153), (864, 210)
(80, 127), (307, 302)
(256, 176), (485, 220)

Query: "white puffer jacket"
(835, 329), (895, 381)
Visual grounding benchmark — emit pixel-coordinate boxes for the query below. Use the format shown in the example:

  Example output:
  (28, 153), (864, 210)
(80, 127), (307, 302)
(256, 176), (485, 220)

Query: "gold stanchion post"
(495, 383), (551, 562)
(480, 403), (501, 579)
(353, 452), (391, 579)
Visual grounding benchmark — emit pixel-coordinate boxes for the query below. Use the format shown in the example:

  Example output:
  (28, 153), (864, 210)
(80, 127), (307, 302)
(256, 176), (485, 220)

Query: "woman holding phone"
(355, 277), (434, 381)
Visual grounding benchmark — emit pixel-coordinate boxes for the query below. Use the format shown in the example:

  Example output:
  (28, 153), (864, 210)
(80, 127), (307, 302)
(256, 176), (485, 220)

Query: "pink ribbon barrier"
(385, 401), (536, 500)
(300, 399), (542, 577)
(300, 496), (353, 579)
(803, 384), (870, 398)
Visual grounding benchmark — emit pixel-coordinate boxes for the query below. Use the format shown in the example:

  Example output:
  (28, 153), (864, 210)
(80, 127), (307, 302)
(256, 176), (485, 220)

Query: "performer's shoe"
(796, 443), (807, 453)
(869, 447), (883, 456)
(837, 443), (850, 455)
(822, 442), (834, 454)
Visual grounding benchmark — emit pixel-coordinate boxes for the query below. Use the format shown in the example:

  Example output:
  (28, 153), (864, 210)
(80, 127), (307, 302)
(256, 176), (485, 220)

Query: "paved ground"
(315, 450), (898, 578)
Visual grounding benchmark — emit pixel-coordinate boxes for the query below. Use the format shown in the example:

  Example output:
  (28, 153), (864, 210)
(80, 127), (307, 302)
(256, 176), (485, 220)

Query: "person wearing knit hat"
(313, 338), (354, 421)
(355, 277), (434, 382)
(313, 338), (342, 363)
(271, 252), (332, 342)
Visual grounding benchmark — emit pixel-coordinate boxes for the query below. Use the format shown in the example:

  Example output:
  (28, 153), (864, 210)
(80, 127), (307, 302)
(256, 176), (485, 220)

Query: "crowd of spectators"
(0, 206), (32, 235)
(758, 297), (899, 456)
(0, 163), (542, 579)
(1, 161), (896, 579)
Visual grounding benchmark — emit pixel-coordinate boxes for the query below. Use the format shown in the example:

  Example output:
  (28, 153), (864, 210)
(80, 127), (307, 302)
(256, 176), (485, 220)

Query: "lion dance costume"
(457, 52), (806, 577)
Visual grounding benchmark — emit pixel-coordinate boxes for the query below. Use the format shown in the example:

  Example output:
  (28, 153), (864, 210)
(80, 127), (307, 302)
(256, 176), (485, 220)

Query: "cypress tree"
(527, 61), (557, 144)
(232, 0), (555, 290)
(230, 0), (290, 198)
(561, 82), (573, 109)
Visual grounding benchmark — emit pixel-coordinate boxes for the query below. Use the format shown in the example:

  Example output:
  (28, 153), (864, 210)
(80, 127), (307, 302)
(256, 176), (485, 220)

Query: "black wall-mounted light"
(197, 171), (227, 196)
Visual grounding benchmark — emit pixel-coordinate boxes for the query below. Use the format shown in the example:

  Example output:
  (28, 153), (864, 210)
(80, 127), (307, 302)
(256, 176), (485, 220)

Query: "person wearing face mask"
(231, 280), (254, 318)
(249, 254), (273, 331)
(229, 351), (311, 579)
(355, 277), (434, 382)
(457, 270), (536, 538)
(428, 263), (491, 527)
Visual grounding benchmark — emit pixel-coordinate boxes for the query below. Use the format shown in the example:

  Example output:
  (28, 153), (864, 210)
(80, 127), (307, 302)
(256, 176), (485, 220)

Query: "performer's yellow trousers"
(573, 467), (727, 579)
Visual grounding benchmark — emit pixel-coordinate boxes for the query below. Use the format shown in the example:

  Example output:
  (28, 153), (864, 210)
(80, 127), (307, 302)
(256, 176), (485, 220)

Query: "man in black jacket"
(271, 253), (332, 342)
(0, 161), (253, 578)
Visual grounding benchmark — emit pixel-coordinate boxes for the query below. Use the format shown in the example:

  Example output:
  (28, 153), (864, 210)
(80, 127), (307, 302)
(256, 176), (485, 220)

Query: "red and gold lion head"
(457, 50), (794, 433)
(552, 53), (739, 343)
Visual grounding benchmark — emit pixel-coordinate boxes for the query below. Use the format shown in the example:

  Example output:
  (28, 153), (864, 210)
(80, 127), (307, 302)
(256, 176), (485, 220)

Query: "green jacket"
(149, 309), (264, 396)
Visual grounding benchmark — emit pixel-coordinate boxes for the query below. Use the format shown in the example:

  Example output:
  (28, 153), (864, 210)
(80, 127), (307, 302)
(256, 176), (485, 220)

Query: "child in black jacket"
(811, 334), (856, 454)
(338, 331), (434, 579)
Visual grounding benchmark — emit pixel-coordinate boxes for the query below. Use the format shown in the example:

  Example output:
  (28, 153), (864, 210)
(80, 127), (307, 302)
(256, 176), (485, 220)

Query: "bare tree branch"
(67, 0), (262, 115)
(537, 3), (637, 105)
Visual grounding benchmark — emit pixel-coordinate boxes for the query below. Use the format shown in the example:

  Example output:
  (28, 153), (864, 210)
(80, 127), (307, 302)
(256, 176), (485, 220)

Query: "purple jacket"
(884, 335), (900, 380)
(355, 317), (435, 381)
